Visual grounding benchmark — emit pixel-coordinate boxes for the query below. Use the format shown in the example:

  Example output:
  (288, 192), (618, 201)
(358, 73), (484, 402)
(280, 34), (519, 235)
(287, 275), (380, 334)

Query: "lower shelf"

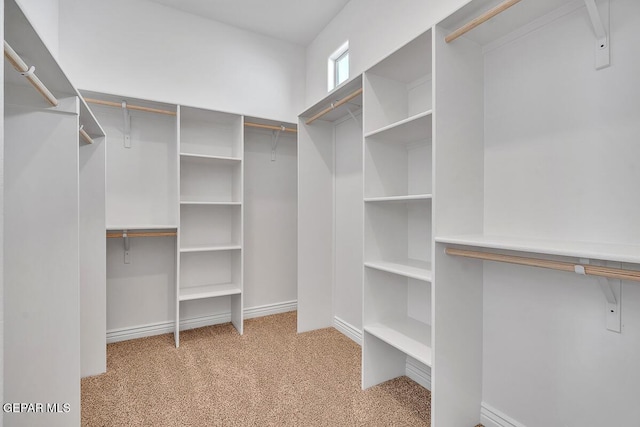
(364, 317), (432, 367)
(179, 283), (241, 301)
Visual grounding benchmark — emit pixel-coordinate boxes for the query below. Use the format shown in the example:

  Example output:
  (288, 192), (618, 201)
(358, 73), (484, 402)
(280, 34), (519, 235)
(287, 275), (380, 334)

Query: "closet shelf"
(179, 283), (241, 301)
(180, 245), (241, 253)
(435, 234), (640, 265)
(365, 259), (432, 282)
(107, 225), (177, 231)
(364, 194), (432, 203)
(180, 201), (242, 206)
(364, 317), (432, 367)
(364, 110), (433, 143)
(180, 152), (242, 163)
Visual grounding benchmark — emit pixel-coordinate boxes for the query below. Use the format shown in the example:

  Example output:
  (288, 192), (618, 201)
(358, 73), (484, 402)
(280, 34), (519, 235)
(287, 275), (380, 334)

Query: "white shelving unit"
(362, 29), (433, 389)
(432, 1), (640, 426)
(4, 0), (107, 424)
(175, 106), (244, 347)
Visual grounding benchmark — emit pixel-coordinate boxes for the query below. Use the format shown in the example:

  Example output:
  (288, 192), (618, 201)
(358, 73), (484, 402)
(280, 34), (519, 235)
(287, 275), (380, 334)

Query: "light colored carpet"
(82, 312), (430, 426)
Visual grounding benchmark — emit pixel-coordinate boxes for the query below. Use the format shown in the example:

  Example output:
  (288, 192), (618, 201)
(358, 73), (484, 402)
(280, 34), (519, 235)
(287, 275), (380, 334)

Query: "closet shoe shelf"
(364, 317), (432, 367)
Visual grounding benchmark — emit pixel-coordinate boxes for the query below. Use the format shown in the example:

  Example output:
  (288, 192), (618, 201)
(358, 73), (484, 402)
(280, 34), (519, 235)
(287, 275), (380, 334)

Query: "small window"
(335, 50), (349, 87)
(328, 41), (349, 91)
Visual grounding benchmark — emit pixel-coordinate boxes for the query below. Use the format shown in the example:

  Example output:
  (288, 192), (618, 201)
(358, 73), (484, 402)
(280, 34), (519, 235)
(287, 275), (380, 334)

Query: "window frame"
(328, 41), (349, 91)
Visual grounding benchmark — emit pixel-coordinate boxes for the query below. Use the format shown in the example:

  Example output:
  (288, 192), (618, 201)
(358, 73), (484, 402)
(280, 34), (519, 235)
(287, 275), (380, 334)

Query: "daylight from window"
(328, 41), (349, 91)
(335, 51), (349, 87)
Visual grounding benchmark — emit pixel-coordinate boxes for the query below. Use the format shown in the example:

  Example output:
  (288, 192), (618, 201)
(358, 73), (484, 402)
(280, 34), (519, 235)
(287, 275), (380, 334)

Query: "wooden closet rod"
(305, 87), (363, 125)
(79, 126), (93, 144)
(85, 98), (177, 116)
(245, 122), (297, 133)
(445, 0), (523, 43)
(445, 247), (640, 282)
(106, 231), (177, 238)
(4, 41), (59, 107)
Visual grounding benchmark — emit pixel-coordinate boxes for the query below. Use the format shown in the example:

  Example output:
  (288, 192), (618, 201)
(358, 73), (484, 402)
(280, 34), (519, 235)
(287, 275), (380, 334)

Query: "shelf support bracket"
(271, 127), (283, 161)
(580, 258), (621, 332)
(584, 0), (610, 70)
(346, 107), (361, 127)
(123, 230), (131, 264)
(122, 101), (131, 148)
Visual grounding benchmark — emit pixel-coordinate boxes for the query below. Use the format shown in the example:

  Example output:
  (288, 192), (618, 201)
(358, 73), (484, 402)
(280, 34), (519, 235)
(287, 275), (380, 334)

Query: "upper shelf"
(439, 0), (583, 48)
(299, 75), (363, 124)
(5, 0), (105, 139)
(435, 234), (640, 265)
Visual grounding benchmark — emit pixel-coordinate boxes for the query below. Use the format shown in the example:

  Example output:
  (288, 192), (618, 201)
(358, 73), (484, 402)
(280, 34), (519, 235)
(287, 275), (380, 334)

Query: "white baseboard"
(333, 316), (362, 345)
(244, 300), (297, 319)
(405, 357), (431, 390)
(481, 403), (526, 427)
(107, 300), (298, 344)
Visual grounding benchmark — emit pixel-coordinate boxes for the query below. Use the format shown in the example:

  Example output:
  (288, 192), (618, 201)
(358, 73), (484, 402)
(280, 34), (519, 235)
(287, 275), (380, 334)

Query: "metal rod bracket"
(584, 0), (610, 70)
(123, 230), (131, 264)
(582, 258), (621, 332)
(346, 107), (361, 127)
(122, 101), (131, 148)
(271, 128), (283, 161)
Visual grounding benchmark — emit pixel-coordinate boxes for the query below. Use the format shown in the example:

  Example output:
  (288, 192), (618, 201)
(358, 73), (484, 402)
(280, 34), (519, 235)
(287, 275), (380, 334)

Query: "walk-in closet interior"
(3, 0), (640, 425)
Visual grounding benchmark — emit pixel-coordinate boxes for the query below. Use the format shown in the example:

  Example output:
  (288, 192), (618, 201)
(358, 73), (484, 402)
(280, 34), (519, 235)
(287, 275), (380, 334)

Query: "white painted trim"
(107, 300), (298, 343)
(243, 300), (297, 319)
(405, 356), (431, 390)
(333, 316), (362, 344)
(481, 403), (527, 427)
(107, 313), (229, 343)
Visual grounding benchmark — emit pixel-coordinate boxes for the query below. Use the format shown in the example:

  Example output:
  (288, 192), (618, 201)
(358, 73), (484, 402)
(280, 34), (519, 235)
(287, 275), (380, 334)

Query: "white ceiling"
(148, 0), (351, 46)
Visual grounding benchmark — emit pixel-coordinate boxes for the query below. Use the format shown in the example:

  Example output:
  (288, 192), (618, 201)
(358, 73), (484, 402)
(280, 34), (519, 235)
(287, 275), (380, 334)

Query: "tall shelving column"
(362, 30), (433, 389)
(175, 107), (244, 347)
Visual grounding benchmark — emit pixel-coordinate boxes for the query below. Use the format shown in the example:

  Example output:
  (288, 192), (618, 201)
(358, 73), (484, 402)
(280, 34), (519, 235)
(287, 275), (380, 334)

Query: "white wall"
(481, 2), (640, 425)
(15, 0), (59, 58)
(243, 129), (298, 311)
(0, 0), (4, 421)
(58, 0), (305, 123)
(334, 113), (363, 330)
(304, 0), (469, 107)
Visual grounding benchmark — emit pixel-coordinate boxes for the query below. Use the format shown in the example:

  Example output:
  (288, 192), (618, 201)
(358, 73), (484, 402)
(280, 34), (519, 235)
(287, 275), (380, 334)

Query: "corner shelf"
(364, 317), (432, 367)
(365, 259), (432, 282)
(178, 283), (242, 302)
